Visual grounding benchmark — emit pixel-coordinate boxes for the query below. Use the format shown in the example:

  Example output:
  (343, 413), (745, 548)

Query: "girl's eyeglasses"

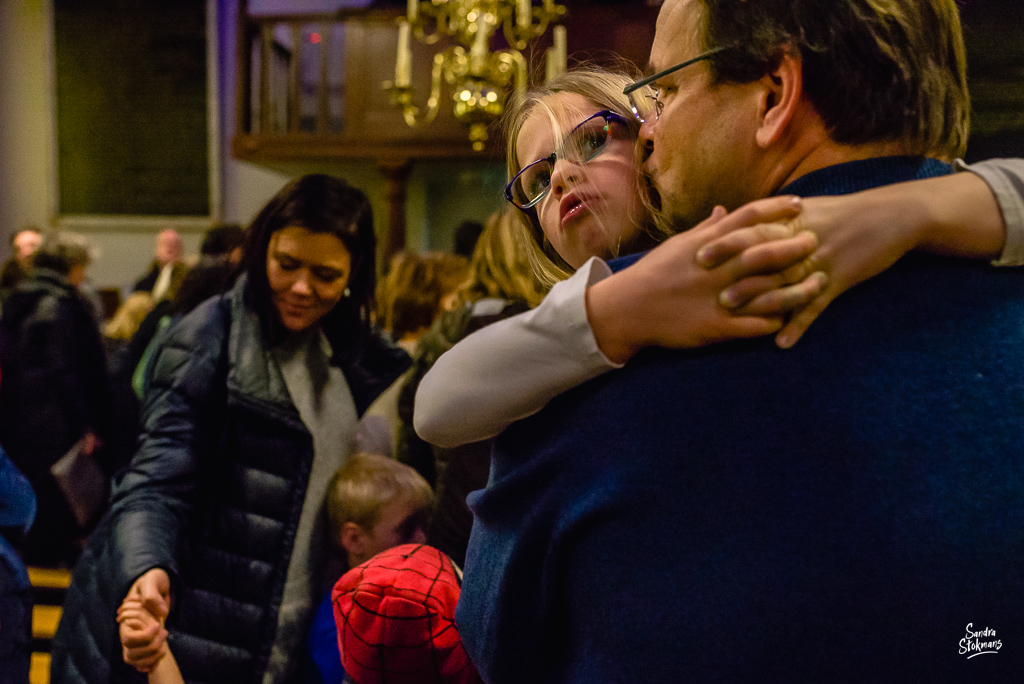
(505, 110), (635, 210)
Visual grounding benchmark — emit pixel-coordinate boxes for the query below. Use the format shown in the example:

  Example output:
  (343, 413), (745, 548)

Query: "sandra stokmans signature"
(959, 623), (1001, 659)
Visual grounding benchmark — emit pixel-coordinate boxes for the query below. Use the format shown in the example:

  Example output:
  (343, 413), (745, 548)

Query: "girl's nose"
(550, 158), (579, 199)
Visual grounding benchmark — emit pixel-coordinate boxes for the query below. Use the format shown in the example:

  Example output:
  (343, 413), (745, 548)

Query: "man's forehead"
(651, 0), (701, 71)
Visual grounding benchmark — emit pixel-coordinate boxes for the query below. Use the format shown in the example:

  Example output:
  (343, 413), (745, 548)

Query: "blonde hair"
(326, 453), (433, 536)
(453, 207), (548, 307)
(376, 252), (469, 341)
(104, 292), (155, 341)
(502, 66), (661, 289)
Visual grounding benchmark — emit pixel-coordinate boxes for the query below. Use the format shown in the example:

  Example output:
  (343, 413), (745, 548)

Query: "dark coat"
(0, 268), (113, 473)
(0, 267), (113, 564)
(51, 277), (409, 684)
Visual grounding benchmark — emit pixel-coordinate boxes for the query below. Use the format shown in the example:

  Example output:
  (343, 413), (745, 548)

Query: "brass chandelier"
(384, 0), (568, 151)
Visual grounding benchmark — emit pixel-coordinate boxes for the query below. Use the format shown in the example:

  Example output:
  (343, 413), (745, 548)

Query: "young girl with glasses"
(412, 66), (1022, 448)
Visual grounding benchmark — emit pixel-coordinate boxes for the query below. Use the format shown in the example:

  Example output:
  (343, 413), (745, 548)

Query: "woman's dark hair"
(241, 174), (376, 360)
(200, 223), (245, 257)
(171, 257), (238, 316)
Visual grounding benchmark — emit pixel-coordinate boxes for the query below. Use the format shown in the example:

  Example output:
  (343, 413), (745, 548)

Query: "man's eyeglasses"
(505, 110), (636, 210)
(623, 46), (730, 123)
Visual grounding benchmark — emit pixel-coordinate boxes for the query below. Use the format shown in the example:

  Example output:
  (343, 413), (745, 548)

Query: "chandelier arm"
(509, 49), (528, 99)
(502, 14), (529, 52)
(420, 51), (447, 124)
(412, 22), (444, 45)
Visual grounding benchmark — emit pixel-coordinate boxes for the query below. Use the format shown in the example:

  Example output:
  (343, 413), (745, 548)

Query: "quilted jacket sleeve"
(106, 296), (230, 604)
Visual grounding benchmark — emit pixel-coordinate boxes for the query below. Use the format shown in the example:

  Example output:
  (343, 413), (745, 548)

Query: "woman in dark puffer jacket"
(51, 175), (410, 684)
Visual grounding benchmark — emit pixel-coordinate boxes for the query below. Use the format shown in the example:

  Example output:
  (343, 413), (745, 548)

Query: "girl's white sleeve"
(414, 257), (623, 448)
(956, 158), (1024, 266)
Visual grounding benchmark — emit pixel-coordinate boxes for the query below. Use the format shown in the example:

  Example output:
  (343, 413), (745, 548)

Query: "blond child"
(309, 453), (434, 684)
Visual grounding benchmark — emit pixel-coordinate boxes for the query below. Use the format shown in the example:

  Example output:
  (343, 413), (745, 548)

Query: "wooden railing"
(233, 4), (494, 163)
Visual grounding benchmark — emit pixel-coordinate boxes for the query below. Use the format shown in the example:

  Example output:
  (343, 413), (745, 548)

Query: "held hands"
(118, 568), (171, 673)
(701, 193), (920, 348)
(587, 196), (827, 363)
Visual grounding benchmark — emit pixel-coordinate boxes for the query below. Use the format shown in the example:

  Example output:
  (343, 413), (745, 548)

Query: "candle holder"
(383, 0), (567, 151)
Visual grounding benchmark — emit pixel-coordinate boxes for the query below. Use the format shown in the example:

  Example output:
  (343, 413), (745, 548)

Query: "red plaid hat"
(332, 544), (483, 684)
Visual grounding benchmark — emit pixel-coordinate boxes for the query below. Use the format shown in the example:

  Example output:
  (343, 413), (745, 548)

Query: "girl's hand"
(704, 193), (924, 348)
(704, 172), (1007, 348)
(588, 196), (826, 363)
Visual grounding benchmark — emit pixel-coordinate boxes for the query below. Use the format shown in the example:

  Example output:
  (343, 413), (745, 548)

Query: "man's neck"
(757, 121), (919, 198)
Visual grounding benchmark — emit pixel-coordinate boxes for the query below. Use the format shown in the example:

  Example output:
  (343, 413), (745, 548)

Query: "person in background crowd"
(358, 252), (468, 456)
(0, 446), (35, 684)
(305, 452), (432, 684)
(123, 222), (244, 384)
(51, 174), (410, 684)
(199, 223), (245, 265)
(104, 292), (155, 356)
(11, 228), (42, 267)
(396, 207), (545, 566)
(0, 227), (43, 302)
(452, 220), (484, 259)
(0, 232), (113, 567)
(132, 228), (187, 301)
(375, 252), (469, 352)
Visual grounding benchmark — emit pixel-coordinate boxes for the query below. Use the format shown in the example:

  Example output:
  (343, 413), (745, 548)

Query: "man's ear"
(756, 50), (804, 149)
(340, 521), (366, 557)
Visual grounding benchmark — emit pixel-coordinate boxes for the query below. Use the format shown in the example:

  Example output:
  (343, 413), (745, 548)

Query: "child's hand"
(117, 597), (168, 673)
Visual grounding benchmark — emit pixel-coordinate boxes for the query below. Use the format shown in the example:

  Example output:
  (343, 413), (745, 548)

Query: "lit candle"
(518, 0), (531, 29)
(396, 20), (411, 87)
(545, 46), (557, 83)
(553, 25), (567, 74)
(408, 0), (418, 23)
(471, 22), (488, 60)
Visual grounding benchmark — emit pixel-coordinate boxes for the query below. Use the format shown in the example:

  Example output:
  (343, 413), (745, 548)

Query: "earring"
(343, 287), (351, 298)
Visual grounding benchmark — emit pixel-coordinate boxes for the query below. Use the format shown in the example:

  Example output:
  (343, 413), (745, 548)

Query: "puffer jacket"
(51, 276), (409, 684)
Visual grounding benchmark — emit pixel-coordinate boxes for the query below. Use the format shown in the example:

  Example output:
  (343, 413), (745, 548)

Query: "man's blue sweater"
(456, 158), (1024, 682)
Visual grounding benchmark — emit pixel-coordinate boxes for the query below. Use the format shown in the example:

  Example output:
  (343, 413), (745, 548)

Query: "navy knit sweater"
(457, 158), (1024, 683)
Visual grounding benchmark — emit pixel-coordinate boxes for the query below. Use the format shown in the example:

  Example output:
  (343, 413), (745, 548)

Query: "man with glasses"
(455, 0), (1024, 681)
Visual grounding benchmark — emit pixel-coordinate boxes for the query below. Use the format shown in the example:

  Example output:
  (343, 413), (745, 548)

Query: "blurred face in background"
(13, 230), (42, 267)
(155, 229), (183, 266)
(266, 225), (352, 332)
